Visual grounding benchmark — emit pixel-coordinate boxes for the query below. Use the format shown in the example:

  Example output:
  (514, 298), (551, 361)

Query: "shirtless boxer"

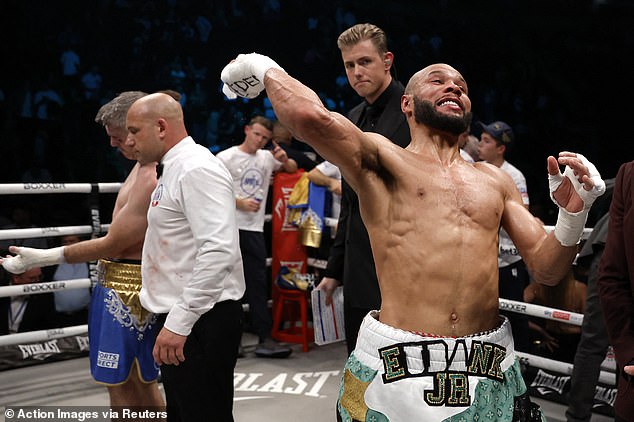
(221, 54), (605, 421)
(1, 91), (165, 411)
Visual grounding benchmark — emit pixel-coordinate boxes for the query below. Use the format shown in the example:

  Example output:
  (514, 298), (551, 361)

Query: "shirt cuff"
(164, 305), (200, 336)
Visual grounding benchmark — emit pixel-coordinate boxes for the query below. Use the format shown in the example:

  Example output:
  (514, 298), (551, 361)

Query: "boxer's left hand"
(221, 53), (285, 99)
(547, 151), (605, 214)
(547, 152), (606, 246)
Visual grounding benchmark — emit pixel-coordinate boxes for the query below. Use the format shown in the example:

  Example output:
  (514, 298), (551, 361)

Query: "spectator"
(0, 204), (48, 251)
(52, 235), (91, 328)
(524, 268), (587, 363)
(59, 44), (80, 97)
(0, 267), (59, 335)
(566, 210), (613, 422)
(307, 160), (342, 220)
(599, 160), (634, 422)
(272, 120), (318, 171)
(33, 79), (64, 121)
(478, 120), (532, 352)
(217, 116), (297, 358)
(194, 14), (212, 43)
(458, 128), (479, 162)
(60, 46), (81, 78)
(80, 65), (103, 101)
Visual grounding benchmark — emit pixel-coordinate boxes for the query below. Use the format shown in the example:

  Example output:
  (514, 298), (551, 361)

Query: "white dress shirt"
(141, 137), (246, 336)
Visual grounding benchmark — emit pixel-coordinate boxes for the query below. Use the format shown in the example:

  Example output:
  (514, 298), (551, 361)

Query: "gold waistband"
(97, 259), (149, 324)
(98, 259), (142, 289)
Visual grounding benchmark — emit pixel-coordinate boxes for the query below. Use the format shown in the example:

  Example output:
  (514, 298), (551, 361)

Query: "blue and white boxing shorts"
(89, 259), (159, 385)
(337, 312), (545, 421)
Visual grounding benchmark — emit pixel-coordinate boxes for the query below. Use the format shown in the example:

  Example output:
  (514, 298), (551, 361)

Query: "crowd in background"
(0, 0), (630, 232)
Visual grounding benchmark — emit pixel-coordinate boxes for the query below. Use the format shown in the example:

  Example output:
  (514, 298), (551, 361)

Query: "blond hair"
(337, 23), (388, 55)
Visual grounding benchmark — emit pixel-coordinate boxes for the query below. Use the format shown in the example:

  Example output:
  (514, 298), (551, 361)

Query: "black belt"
(105, 257), (142, 265)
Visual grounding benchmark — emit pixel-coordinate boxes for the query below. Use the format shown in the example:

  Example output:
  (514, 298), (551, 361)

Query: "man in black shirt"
(315, 23), (410, 353)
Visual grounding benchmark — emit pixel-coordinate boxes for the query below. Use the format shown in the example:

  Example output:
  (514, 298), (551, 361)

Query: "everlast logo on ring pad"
(379, 340), (506, 407)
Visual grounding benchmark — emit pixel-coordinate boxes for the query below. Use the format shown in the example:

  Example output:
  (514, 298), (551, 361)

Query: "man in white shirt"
(126, 93), (246, 421)
(217, 116), (297, 358)
(478, 120), (532, 352)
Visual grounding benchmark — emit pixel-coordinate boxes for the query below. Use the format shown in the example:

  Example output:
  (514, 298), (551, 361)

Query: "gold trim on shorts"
(97, 259), (149, 324)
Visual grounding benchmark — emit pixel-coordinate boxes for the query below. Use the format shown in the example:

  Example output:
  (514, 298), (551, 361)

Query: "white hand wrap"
(1, 246), (65, 274)
(221, 53), (285, 99)
(548, 153), (606, 246)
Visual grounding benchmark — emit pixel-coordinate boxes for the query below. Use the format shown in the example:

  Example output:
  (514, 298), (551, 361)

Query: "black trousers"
(239, 230), (271, 340)
(499, 260), (530, 352)
(157, 300), (243, 422)
(343, 303), (372, 356)
(565, 252), (612, 422)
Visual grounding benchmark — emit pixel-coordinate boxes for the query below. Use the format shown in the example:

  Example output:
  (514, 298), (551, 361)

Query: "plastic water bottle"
(254, 189), (264, 204)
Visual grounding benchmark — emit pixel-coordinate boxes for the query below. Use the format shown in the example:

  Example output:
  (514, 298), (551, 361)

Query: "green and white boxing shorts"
(337, 312), (544, 422)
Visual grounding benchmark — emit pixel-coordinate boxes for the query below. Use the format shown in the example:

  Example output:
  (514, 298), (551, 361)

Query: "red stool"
(271, 286), (313, 352)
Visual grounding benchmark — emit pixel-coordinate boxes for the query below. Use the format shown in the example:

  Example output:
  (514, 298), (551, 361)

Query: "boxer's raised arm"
(221, 53), (380, 192)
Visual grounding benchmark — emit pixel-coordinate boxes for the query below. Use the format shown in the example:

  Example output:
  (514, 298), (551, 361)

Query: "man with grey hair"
(1, 91), (164, 411)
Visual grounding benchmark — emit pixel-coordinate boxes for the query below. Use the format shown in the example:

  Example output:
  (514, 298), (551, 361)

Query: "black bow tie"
(156, 163), (164, 179)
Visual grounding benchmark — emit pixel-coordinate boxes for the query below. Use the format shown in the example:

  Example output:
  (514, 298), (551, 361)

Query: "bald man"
(221, 54), (606, 421)
(125, 93), (245, 421)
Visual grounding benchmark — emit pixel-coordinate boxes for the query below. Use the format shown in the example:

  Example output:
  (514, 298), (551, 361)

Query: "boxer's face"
(415, 64), (470, 117)
(106, 124), (135, 160)
(403, 64), (472, 136)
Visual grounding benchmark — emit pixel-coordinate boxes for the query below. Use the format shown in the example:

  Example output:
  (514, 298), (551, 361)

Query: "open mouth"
(436, 98), (463, 113)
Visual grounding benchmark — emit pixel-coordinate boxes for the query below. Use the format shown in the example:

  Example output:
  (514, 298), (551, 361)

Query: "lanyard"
(8, 297), (28, 333)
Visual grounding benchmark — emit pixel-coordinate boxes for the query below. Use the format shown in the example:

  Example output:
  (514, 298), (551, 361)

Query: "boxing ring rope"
(0, 182), (615, 389)
(0, 278), (91, 298)
(0, 183), (117, 351)
(0, 226), (111, 241)
(0, 325), (88, 347)
(0, 183), (121, 195)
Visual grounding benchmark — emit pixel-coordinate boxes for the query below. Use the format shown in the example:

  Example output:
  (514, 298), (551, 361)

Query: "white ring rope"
(499, 299), (584, 326)
(0, 183), (612, 388)
(516, 351), (615, 385)
(0, 325), (88, 347)
(0, 278), (91, 298)
(0, 183), (121, 195)
(0, 225), (111, 241)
